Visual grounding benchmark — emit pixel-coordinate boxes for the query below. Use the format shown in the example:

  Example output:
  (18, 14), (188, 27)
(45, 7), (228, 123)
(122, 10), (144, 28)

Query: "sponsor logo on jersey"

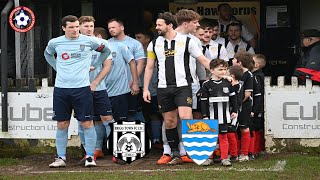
(9, 6), (35, 33)
(182, 119), (218, 165)
(107, 120), (151, 164)
(61, 53), (70, 60)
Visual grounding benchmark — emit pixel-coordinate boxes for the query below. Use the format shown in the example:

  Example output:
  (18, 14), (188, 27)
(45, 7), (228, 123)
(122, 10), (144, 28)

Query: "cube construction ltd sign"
(0, 92), (78, 139)
(266, 90), (320, 138)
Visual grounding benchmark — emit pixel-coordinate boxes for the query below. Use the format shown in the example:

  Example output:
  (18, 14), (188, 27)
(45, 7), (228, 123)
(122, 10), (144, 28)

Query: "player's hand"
(251, 112), (254, 117)
(131, 82), (139, 95)
(143, 89), (151, 103)
(90, 66), (95, 71)
(90, 82), (98, 92)
(230, 112), (238, 119)
(222, 75), (233, 82)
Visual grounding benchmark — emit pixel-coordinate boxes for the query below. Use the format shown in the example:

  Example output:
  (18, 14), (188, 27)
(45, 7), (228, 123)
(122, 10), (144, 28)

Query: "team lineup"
(44, 4), (265, 168)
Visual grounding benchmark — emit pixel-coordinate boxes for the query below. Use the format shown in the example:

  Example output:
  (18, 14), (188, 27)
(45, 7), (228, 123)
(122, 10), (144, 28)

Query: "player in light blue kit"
(77, 16), (113, 162)
(44, 15), (111, 168)
(94, 27), (139, 164)
(108, 19), (146, 122)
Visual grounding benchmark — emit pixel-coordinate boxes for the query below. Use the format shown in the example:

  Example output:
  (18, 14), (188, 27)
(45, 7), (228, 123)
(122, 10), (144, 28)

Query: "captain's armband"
(147, 51), (156, 59)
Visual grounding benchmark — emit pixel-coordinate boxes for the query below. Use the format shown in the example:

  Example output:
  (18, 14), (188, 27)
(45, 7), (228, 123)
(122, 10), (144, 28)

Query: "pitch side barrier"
(265, 76), (320, 153)
(1, 76), (320, 153)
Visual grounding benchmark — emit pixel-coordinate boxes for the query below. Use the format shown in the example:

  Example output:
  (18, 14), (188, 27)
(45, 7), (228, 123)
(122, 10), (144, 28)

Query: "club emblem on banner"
(107, 120), (151, 164)
(9, 6), (35, 33)
(182, 119), (218, 165)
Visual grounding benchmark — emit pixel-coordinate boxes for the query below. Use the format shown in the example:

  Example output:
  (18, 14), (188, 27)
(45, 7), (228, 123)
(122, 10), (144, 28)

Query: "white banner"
(0, 92), (78, 139)
(265, 91), (320, 138)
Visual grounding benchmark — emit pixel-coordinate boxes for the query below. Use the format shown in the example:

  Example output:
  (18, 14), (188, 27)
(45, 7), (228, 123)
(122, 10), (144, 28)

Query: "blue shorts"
(92, 90), (113, 121)
(109, 93), (129, 122)
(53, 86), (93, 121)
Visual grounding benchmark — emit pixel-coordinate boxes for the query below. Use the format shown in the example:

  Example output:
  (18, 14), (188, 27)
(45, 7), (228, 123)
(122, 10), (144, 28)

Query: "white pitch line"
(26, 160), (287, 174)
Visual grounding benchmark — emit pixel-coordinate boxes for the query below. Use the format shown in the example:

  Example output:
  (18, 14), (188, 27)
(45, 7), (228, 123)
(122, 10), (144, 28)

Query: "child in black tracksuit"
(231, 52), (254, 162)
(227, 66), (244, 161)
(251, 54), (266, 156)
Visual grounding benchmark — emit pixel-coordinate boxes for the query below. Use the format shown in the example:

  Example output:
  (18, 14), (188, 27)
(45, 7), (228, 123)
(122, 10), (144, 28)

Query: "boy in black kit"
(227, 66), (244, 161)
(251, 54), (266, 157)
(232, 52), (254, 162)
(199, 59), (238, 166)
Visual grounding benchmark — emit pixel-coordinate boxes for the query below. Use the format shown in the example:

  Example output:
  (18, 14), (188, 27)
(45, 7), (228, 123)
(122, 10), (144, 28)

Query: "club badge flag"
(107, 120), (151, 164)
(182, 119), (219, 165)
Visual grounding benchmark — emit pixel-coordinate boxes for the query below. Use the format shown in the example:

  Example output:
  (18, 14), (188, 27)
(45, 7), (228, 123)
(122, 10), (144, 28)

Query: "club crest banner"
(182, 119), (218, 165)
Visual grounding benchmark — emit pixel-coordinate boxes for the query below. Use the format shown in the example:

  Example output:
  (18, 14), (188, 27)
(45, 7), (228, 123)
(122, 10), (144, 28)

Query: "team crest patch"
(223, 87), (229, 93)
(112, 52), (117, 58)
(182, 119), (218, 165)
(107, 120), (151, 164)
(186, 97), (192, 104)
(80, 44), (85, 51)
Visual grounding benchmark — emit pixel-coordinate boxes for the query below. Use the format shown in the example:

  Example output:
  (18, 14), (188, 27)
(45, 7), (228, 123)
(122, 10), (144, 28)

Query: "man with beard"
(108, 19), (145, 123)
(143, 12), (211, 165)
(225, 22), (255, 61)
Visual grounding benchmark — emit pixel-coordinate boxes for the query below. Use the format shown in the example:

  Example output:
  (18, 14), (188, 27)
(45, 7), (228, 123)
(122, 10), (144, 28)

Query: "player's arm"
(44, 41), (57, 71)
(252, 75), (263, 115)
(188, 39), (211, 70)
(143, 41), (156, 103)
(136, 58), (146, 78)
(88, 37), (112, 68)
(134, 42), (147, 78)
(91, 57), (112, 91)
(199, 81), (209, 118)
(128, 60), (139, 95)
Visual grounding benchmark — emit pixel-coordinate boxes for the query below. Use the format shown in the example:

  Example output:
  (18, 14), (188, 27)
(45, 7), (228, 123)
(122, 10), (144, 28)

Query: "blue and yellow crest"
(182, 119), (219, 165)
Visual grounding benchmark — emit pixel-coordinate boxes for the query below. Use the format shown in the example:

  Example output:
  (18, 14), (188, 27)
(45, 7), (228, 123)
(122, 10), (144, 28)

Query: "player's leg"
(238, 101), (251, 162)
(158, 87), (182, 165)
(49, 87), (72, 168)
(94, 90), (114, 158)
(109, 93), (129, 164)
(73, 86), (97, 167)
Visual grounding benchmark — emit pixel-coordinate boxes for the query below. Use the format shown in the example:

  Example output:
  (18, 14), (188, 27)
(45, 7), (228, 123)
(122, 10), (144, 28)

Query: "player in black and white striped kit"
(143, 12), (211, 165)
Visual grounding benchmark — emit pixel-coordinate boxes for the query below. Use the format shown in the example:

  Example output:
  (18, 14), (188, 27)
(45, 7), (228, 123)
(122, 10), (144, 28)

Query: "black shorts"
(250, 112), (264, 131)
(238, 101), (252, 129)
(142, 95), (159, 114)
(157, 85), (192, 113)
(219, 124), (228, 134)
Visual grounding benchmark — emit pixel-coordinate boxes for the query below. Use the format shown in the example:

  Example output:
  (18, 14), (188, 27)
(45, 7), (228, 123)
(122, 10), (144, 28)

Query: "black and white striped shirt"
(147, 33), (202, 88)
(199, 79), (237, 125)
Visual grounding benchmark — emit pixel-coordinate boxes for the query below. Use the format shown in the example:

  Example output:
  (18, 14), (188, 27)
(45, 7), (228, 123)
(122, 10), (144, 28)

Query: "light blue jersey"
(44, 34), (109, 88)
(89, 38), (112, 91)
(109, 36), (146, 85)
(104, 41), (134, 97)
